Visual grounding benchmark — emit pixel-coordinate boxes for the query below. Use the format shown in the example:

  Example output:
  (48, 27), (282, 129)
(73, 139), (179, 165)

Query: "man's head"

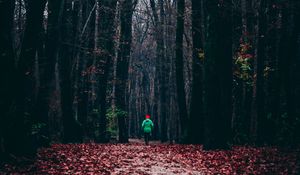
(146, 114), (150, 119)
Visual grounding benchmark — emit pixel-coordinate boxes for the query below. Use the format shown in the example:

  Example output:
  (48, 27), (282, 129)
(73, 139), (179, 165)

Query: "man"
(142, 114), (154, 145)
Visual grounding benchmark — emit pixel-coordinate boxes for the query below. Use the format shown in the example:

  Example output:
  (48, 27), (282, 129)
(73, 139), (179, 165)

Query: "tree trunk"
(293, 1), (300, 145)
(277, 1), (300, 146)
(96, 0), (117, 142)
(116, 0), (135, 143)
(158, 0), (168, 143)
(79, 0), (96, 141)
(14, 0), (46, 156)
(189, 0), (204, 144)
(0, 0), (16, 163)
(149, 0), (168, 142)
(255, 0), (267, 145)
(60, 0), (81, 143)
(175, 0), (188, 143)
(35, 0), (65, 143)
(264, 0), (280, 145)
(203, 0), (232, 150)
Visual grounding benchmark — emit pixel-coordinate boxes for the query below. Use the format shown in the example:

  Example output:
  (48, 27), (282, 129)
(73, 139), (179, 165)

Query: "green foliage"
(31, 123), (46, 136)
(22, 111), (49, 146)
(106, 107), (128, 119)
(106, 107), (127, 138)
(263, 66), (274, 77)
(197, 48), (205, 61)
(31, 122), (50, 147)
(233, 42), (254, 85)
(107, 128), (118, 138)
(92, 108), (99, 114)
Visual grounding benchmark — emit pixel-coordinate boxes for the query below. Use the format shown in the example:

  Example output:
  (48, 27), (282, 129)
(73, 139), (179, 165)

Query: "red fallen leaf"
(62, 165), (69, 170)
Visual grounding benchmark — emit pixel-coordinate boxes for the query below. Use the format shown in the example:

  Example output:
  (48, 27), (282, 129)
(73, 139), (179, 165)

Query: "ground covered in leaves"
(1, 140), (299, 174)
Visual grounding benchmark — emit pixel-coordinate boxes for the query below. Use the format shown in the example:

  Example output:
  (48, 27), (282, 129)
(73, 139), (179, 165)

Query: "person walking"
(142, 114), (154, 145)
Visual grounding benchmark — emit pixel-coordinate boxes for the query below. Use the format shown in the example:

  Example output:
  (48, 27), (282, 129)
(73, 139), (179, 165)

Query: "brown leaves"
(1, 143), (299, 174)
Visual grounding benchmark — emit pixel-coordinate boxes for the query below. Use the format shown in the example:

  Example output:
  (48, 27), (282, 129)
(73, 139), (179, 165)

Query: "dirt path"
(113, 139), (202, 174)
(2, 140), (204, 175)
(112, 140), (203, 175)
(2, 139), (298, 174)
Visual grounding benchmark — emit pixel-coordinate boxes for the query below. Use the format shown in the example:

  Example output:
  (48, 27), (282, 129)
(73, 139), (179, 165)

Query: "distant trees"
(127, 0), (300, 149)
(127, 0), (179, 142)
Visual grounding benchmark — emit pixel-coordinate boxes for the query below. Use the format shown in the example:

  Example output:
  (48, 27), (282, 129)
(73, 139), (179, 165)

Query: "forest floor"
(1, 139), (299, 174)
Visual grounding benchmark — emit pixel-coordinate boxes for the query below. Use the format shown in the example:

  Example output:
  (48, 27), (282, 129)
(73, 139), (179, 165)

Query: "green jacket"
(142, 119), (154, 133)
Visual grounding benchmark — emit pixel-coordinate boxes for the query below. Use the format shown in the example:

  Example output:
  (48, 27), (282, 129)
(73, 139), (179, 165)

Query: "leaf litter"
(1, 140), (299, 174)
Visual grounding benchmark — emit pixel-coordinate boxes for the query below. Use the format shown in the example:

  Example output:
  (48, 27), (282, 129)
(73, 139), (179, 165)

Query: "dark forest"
(0, 0), (299, 174)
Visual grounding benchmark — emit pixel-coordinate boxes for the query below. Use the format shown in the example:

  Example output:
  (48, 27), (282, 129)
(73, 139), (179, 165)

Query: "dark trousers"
(144, 132), (150, 145)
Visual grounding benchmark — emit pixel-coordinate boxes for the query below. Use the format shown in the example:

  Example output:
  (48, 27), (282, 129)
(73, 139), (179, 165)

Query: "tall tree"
(116, 0), (136, 143)
(158, 0), (168, 143)
(96, 0), (118, 142)
(189, 0), (204, 143)
(60, 0), (82, 143)
(77, 0), (97, 141)
(253, 0), (267, 145)
(18, 0), (47, 117)
(149, 0), (160, 140)
(276, 0), (300, 146)
(231, 0), (255, 144)
(293, 1), (300, 144)
(15, 0), (46, 155)
(203, 0), (232, 150)
(0, 0), (16, 163)
(175, 0), (188, 142)
(35, 0), (65, 142)
(264, 0), (281, 145)
(149, 0), (168, 142)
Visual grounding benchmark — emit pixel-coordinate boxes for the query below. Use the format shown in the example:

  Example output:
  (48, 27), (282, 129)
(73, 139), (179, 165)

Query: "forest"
(0, 0), (300, 174)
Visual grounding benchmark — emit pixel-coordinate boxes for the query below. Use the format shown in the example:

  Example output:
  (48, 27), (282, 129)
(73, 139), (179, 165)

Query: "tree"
(175, 0), (188, 142)
(203, 0), (232, 150)
(293, 1), (300, 144)
(96, 0), (118, 142)
(253, 0), (267, 145)
(231, 0), (255, 144)
(76, 0), (97, 141)
(189, 0), (204, 144)
(59, 0), (82, 143)
(14, 0), (47, 155)
(0, 0), (15, 163)
(116, 0), (137, 143)
(275, 0), (300, 146)
(149, 0), (168, 142)
(35, 0), (65, 144)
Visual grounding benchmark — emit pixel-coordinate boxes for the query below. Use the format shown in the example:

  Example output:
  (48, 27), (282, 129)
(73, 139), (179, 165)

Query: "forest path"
(112, 139), (203, 174)
(1, 139), (298, 174)
(2, 139), (204, 175)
